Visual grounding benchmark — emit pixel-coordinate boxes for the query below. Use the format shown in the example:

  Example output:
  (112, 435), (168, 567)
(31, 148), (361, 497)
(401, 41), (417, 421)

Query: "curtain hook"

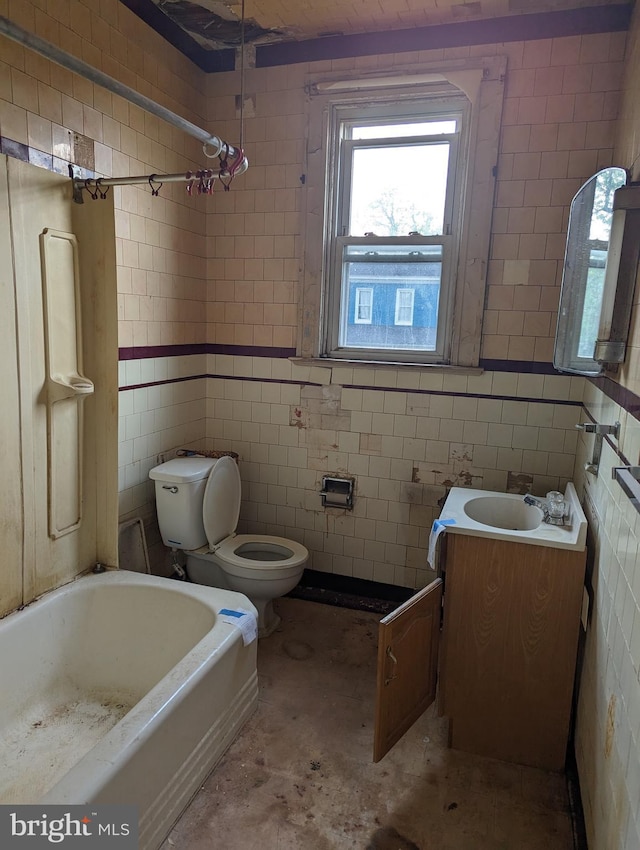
(148, 175), (163, 197)
(85, 179), (99, 200)
(218, 142), (230, 173)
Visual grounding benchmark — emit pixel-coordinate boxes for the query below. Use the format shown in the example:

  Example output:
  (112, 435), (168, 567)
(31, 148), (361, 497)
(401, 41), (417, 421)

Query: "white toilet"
(149, 455), (308, 637)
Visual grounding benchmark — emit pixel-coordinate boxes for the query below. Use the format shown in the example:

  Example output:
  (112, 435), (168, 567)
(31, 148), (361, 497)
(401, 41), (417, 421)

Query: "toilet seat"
(202, 456), (241, 547)
(215, 534), (308, 579)
(201, 458), (306, 580)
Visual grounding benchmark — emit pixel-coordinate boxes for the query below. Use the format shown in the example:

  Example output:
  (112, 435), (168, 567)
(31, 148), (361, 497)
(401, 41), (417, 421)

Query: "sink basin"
(463, 496), (543, 530)
(439, 483), (587, 551)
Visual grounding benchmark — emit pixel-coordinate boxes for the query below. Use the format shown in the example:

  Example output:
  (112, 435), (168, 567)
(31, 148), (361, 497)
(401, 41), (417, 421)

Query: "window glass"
(339, 246), (442, 351)
(352, 120), (457, 140)
(349, 143), (450, 237)
(326, 100), (461, 361)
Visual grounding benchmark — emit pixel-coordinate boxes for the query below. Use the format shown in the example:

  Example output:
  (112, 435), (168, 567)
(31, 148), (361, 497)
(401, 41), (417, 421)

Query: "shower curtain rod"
(0, 16), (248, 197)
(75, 166), (246, 202)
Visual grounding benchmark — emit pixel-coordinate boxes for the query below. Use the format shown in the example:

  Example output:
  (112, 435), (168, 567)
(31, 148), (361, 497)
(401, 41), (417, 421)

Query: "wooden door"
(373, 578), (443, 762)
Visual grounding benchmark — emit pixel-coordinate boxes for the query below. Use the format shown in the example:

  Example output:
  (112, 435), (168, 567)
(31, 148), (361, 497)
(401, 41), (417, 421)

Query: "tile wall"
(203, 356), (582, 588)
(3, 2), (640, 847)
(574, 382), (640, 850)
(202, 31), (625, 360)
(571, 8), (640, 850)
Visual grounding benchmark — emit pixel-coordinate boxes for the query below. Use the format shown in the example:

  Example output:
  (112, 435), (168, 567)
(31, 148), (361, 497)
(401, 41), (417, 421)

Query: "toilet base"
(185, 553), (292, 639)
(255, 598), (281, 639)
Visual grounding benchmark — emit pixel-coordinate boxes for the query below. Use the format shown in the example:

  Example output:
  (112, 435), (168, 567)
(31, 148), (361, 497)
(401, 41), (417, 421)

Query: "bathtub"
(0, 569), (258, 850)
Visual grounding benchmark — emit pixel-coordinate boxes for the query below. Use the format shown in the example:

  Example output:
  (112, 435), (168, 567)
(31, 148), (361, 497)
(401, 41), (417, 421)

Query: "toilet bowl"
(149, 455), (308, 637)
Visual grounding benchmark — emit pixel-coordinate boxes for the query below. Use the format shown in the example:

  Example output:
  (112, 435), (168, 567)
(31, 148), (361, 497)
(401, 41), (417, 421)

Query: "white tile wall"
(118, 354), (208, 521)
(574, 384), (640, 850)
(198, 355), (582, 589)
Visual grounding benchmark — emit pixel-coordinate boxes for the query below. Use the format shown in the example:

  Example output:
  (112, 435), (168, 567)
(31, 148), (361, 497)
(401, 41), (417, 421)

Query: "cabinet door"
(439, 534), (586, 770)
(373, 578), (442, 762)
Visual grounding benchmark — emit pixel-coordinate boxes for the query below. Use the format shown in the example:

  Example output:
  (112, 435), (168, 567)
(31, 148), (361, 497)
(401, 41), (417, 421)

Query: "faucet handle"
(546, 491), (566, 520)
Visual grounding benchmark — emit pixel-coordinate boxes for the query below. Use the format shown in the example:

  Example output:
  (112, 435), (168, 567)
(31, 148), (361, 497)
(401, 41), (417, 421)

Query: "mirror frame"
(554, 166), (628, 376)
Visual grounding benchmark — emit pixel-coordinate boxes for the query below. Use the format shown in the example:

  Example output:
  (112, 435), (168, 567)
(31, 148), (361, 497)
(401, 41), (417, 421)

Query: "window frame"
(300, 58), (506, 368)
(324, 98), (467, 363)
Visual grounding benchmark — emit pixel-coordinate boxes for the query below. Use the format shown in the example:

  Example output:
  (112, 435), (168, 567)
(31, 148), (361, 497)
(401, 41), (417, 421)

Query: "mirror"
(554, 166), (627, 375)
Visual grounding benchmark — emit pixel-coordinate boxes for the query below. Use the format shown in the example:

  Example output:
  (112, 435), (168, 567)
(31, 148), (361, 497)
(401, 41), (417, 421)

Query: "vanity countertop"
(439, 482), (587, 551)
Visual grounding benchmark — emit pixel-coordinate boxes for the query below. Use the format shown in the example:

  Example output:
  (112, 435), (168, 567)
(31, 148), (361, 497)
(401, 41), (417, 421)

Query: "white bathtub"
(0, 570), (258, 850)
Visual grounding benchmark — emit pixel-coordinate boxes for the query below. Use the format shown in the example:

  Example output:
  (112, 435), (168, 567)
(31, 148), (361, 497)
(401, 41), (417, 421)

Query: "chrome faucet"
(523, 491), (569, 526)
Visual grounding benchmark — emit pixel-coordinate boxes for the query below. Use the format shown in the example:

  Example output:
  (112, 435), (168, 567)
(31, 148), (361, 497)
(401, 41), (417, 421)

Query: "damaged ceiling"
(120, 0), (634, 69)
(141, 0), (284, 48)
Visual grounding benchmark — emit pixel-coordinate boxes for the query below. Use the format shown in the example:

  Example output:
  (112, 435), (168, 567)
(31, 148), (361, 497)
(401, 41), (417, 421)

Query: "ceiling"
(121, 0), (634, 69)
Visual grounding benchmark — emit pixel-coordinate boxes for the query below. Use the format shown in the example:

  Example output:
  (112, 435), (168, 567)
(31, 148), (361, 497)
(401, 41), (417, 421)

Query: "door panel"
(6, 156), (119, 603)
(439, 534), (585, 770)
(373, 578), (443, 762)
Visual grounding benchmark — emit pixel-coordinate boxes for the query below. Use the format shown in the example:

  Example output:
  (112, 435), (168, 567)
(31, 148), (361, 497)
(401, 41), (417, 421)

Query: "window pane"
(352, 120), (457, 140)
(340, 246), (442, 350)
(349, 144), (449, 236)
(395, 289), (415, 326)
(355, 287), (373, 323)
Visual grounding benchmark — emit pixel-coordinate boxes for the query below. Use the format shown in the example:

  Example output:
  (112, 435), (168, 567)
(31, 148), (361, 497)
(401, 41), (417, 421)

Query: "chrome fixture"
(320, 475), (354, 510)
(612, 466), (640, 480)
(523, 492), (569, 526)
(612, 466), (640, 512)
(575, 421), (620, 475)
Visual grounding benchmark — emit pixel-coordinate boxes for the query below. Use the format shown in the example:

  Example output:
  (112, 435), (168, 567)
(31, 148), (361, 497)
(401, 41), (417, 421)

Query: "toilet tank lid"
(149, 456), (216, 484)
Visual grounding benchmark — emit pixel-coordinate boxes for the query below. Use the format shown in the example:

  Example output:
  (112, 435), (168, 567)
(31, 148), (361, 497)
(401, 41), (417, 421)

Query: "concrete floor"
(162, 597), (575, 849)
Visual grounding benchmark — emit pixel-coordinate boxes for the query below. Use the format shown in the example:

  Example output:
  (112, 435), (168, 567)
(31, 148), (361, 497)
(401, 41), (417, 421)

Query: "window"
(300, 59), (506, 367)
(395, 289), (415, 326)
(354, 287), (373, 323)
(325, 102), (463, 362)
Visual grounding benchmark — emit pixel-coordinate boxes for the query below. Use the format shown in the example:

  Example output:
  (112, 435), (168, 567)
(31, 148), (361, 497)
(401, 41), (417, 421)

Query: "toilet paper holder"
(320, 475), (354, 510)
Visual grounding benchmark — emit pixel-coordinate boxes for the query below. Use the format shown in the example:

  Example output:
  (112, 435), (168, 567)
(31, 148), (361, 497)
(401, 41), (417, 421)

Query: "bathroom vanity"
(374, 484), (587, 771)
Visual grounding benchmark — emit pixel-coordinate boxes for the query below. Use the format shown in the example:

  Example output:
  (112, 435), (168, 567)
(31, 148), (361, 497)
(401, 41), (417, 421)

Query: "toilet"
(149, 455), (308, 637)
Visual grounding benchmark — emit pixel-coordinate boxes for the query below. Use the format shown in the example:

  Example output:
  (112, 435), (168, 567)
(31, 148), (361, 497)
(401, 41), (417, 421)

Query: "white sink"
(463, 496), (544, 530)
(440, 483), (587, 551)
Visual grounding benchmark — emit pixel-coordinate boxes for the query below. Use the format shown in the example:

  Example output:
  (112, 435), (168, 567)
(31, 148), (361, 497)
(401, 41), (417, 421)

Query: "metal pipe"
(84, 165), (248, 188)
(74, 164), (248, 202)
(0, 15), (247, 168)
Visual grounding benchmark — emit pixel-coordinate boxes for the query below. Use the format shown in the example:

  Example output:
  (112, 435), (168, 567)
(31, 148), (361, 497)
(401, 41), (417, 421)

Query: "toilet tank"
(149, 457), (216, 550)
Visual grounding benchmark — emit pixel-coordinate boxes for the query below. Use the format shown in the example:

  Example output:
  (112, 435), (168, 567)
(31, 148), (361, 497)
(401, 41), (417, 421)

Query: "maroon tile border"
(479, 359), (559, 375)
(118, 344), (297, 360)
(117, 345), (640, 427)
(590, 374), (640, 420)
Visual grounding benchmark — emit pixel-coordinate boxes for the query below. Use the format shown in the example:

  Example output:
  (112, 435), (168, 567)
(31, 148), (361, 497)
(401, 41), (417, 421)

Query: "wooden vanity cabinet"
(439, 533), (586, 770)
(374, 533), (586, 771)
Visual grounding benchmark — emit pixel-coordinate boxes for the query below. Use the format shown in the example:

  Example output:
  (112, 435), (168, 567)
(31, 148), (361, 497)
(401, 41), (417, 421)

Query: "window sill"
(289, 357), (483, 375)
